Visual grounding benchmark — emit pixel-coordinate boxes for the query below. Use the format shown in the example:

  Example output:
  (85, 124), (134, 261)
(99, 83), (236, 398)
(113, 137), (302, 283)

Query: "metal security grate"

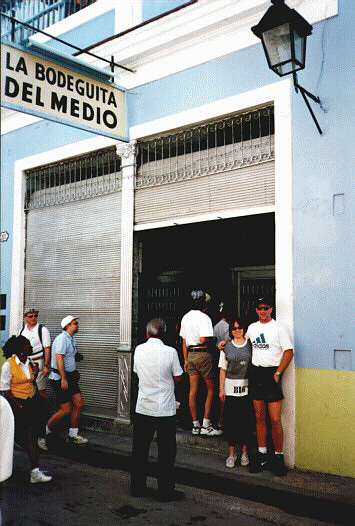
(25, 147), (121, 210)
(136, 105), (274, 189)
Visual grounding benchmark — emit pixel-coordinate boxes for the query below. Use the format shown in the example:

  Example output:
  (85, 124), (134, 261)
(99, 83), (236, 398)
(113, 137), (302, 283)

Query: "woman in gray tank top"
(219, 318), (252, 469)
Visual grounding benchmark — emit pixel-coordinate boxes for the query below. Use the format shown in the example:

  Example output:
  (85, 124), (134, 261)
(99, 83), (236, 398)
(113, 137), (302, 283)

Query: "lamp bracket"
(293, 73), (322, 135)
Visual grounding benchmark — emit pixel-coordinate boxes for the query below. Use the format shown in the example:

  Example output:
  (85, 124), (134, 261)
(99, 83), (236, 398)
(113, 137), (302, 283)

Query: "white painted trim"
(82, 0), (337, 88)
(134, 205), (275, 231)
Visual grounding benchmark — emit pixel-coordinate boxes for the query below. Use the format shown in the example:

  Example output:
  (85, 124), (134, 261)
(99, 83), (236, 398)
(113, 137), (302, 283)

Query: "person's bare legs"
(188, 374), (199, 422)
(47, 401), (71, 430)
(268, 400), (283, 452)
(253, 399), (267, 448)
(203, 378), (214, 420)
(70, 393), (84, 428)
(27, 426), (39, 469)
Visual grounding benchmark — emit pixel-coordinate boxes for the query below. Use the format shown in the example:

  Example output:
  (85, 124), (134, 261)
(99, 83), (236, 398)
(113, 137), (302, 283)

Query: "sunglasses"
(231, 326), (243, 330)
(71, 321), (79, 325)
(256, 306), (271, 311)
(26, 314), (38, 318)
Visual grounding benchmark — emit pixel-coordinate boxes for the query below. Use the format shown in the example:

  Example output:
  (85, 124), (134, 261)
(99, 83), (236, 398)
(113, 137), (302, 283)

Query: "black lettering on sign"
(5, 52), (28, 75)
(22, 82), (33, 103)
(83, 102), (94, 121)
(4, 76), (19, 98)
(51, 92), (67, 113)
(35, 87), (44, 107)
(70, 98), (80, 117)
(35, 63), (45, 81)
(103, 110), (117, 130)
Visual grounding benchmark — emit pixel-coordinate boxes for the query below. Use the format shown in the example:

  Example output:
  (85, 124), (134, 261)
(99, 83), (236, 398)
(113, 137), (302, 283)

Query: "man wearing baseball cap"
(46, 316), (88, 445)
(19, 308), (51, 400)
(246, 296), (293, 476)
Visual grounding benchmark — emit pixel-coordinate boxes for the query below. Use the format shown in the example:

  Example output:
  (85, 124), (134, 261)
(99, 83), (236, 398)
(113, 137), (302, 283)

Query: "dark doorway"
(133, 213), (275, 428)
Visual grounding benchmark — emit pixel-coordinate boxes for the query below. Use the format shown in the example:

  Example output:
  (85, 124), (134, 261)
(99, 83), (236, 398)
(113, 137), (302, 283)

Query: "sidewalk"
(47, 418), (354, 525)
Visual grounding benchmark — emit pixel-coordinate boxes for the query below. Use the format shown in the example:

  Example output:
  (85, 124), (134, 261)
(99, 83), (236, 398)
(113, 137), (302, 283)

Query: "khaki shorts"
(187, 352), (214, 379)
(32, 357), (46, 391)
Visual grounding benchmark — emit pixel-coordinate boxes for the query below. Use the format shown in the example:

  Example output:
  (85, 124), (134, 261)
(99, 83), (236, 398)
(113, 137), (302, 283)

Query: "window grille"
(136, 105), (274, 189)
(25, 147), (121, 210)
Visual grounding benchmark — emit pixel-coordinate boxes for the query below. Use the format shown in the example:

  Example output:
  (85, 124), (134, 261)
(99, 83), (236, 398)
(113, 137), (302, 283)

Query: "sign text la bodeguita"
(1, 43), (127, 140)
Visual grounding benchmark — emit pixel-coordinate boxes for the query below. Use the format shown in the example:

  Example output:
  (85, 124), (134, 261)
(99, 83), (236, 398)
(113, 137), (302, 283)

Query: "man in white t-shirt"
(246, 296), (294, 476)
(19, 308), (51, 399)
(180, 290), (221, 436)
(132, 318), (183, 502)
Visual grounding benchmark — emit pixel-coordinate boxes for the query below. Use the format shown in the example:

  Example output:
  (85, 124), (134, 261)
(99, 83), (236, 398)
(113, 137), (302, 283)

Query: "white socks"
(68, 428), (78, 438)
(202, 418), (210, 428)
(258, 447), (267, 454)
(45, 425), (51, 435)
(193, 420), (200, 427)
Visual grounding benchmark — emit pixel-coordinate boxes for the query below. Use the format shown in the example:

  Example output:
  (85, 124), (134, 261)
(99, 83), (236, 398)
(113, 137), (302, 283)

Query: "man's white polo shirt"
(134, 338), (183, 417)
(179, 310), (214, 347)
(19, 323), (50, 360)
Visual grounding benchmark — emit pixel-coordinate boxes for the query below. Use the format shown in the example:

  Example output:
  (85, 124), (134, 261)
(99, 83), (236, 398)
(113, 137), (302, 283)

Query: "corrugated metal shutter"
(134, 160), (274, 225)
(24, 192), (121, 415)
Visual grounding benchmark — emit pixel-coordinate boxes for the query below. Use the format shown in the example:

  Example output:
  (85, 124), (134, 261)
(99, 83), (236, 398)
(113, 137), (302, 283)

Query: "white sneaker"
(200, 425), (220, 436)
(66, 434), (88, 445)
(192, 424), (201, 435)
(37, 438), (48, 451)
(30, 469), (52, 483)
(226, 456), (237, 468)
(241, 453), (249, 466)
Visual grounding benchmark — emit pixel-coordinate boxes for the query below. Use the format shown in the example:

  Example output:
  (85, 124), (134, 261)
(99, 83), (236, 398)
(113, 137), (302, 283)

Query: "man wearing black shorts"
(246, 296), (293, 476)
(47, 316), (88, 445)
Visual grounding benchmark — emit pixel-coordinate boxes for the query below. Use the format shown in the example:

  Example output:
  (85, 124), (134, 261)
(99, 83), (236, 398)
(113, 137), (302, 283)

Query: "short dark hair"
(229, 317), (246, 339)
(146, 319), (167, 339)
(3, 335), (31, 358)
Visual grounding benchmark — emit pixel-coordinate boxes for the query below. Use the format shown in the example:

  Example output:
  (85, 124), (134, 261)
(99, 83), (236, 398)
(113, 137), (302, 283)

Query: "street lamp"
(252, 0), (322, 134)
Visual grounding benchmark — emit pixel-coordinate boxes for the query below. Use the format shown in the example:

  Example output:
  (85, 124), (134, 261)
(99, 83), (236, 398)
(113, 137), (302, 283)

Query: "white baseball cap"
(61, 315), (79, 329)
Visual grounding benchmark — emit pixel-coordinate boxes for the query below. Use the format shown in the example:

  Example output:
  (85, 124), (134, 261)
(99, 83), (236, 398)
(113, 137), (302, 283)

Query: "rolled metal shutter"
(24, 192), (121, 416)
(134, 160), (274, 225)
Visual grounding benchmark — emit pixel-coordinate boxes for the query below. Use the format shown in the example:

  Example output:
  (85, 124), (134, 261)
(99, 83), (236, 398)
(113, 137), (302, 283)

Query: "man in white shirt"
(19, 307), (51, 399)
(131, 318), (183, 502)
(180, 291), (221, 436)
(246, 296), (294, 476)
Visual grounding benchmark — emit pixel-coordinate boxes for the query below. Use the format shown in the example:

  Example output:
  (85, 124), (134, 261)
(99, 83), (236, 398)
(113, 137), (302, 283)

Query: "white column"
(115, 140), (137, 421)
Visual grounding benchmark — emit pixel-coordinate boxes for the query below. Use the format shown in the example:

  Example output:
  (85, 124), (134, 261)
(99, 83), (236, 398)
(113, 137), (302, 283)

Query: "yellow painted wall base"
(296, 368), (355, 478)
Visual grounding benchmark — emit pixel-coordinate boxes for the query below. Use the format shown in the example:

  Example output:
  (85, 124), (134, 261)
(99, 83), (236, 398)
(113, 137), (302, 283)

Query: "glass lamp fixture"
(251, 0), (322, 134)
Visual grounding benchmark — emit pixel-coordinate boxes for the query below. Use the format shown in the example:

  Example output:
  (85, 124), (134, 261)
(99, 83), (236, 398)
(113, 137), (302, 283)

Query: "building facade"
(1, 0), (353, 477)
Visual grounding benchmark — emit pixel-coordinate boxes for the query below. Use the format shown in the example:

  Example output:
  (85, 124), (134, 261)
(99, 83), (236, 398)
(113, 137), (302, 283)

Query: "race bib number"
(225, 378), (248, 397)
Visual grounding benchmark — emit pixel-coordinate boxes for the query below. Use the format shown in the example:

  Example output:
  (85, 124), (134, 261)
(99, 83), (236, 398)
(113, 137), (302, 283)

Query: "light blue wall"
(291, 1), (354, 370)
(44, 11), (115, 55)
(142, 0), (189, 22)
(2, 1), (353, 370)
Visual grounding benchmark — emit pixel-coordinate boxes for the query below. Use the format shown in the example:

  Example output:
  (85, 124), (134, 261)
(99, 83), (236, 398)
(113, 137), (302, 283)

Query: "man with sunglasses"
(46, 316), (88, 445)
(246, 296), (293, 476)
(19, 308), (51, 401)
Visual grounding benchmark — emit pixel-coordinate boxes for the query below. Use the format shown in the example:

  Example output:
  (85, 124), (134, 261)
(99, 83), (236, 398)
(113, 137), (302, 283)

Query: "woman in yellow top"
(0, 335), (52, 483)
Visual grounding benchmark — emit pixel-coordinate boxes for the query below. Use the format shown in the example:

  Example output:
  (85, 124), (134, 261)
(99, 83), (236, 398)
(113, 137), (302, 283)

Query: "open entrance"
(134, 212), (275, 428)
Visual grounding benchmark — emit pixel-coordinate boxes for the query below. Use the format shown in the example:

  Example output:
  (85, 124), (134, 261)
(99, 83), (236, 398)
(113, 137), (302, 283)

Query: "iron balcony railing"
(1, 1), (96, 45)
